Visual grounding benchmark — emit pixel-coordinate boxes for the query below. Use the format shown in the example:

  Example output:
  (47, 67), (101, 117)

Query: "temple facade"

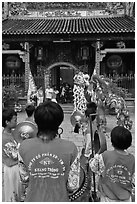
(2, 2), (135, 96)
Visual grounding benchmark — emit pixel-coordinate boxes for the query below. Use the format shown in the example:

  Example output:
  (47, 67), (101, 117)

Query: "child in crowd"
(2, 108), (21, 201)
(89, 126), (135, 202)
(25, 104), (36, 125)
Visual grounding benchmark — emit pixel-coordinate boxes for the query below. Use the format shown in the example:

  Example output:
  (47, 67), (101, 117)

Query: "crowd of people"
(2, 98), (135, 202)
(29, 85), (58, 107)
(28, 84), (73, 107)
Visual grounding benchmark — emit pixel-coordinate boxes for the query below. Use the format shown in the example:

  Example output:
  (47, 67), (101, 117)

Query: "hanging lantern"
(5, 55), (21, 69)
(81, 46), (89, 60)
(36, 46), (43, 61)
(107, 55), (122, 69)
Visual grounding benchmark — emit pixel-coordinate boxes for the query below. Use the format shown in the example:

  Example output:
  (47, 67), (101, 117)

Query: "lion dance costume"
(73, 71), (132, 131)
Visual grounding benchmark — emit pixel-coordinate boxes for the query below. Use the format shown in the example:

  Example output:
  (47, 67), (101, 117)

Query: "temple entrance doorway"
(48, 62), (77, 103)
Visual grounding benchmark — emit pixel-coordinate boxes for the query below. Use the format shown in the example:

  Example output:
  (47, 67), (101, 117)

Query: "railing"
(2, 74), (44, 89)
(2, 74), (25, 87)
(2, 74), (135, 97)
(107, 74), (135, 97)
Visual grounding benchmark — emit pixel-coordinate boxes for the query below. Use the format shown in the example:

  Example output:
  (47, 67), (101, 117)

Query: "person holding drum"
(83, 102), (107, 157)
(80, 101), (107, 201)
(12, 104), (38, 145)
(18, 101), (79, 202)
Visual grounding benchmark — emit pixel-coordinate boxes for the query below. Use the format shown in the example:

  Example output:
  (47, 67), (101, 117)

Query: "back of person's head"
(25, 104), (35, 117)
(111, 126), (132, 150)
(34, 101), (64, 134)
(85, 102), (97, 121)
(2, 108), (17, 128)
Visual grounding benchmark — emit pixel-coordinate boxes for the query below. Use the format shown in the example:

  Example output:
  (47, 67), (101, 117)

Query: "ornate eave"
(2, 16), (134, 36)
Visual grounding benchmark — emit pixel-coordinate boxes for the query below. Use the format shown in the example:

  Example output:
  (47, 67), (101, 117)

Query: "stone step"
(61, 106), (74, 110)
(126, 102), (135, 107)
(60, 103), (73, 107)
(126, 106), (135, 113)
(60, 103), (74, 114)
(125, 98), (135, 113)
(125, 98), (135, 106)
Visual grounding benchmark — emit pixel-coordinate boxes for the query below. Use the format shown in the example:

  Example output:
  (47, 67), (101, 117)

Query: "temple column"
(24, 42), (30, 92)
(92, 40), (104, 75)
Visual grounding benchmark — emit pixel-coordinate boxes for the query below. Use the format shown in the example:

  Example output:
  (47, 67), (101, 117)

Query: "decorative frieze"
(2, 43), (10, 50)
(116, 41), (126, 49)
(4, 2), (127, 18)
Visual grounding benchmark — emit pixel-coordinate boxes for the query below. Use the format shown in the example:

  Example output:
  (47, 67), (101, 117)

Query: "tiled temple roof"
(2, 16), (134, 35)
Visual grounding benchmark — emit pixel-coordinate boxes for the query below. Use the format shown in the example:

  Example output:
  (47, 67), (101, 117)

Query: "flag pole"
(89, 113), (98, 201)
(27, 69), (37, 104)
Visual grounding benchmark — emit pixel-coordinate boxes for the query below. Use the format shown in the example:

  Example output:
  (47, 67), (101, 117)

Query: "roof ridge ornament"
(2, 43), (10, 50)
(116, 41), (126, 49)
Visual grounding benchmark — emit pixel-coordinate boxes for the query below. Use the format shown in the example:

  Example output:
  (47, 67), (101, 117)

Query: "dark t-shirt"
(19, 137), (78, 202)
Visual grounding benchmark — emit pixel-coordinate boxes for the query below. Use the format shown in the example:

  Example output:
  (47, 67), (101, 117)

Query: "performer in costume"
(73, 71), (133, 135)
(71, 71), (107, 201)
(71, 71), (133, 201)
(73, 71), (89, 114)
(91, 74), (133, 131)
